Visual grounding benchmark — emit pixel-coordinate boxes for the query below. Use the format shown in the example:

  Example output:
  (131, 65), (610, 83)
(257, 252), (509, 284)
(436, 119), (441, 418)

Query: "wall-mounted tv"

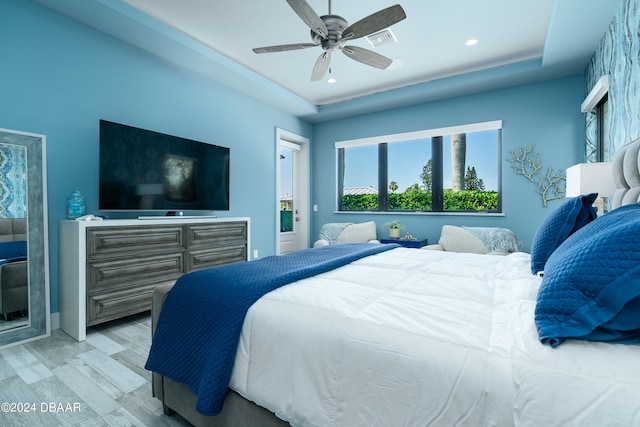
(99, 120), (229, 212)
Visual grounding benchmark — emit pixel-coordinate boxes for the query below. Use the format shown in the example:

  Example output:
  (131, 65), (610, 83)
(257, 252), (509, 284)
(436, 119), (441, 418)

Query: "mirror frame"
(0, 128), (50, 348)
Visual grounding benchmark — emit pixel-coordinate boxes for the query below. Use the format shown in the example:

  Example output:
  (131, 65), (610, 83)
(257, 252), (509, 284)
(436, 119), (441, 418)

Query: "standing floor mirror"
(0, 128), (50, 348)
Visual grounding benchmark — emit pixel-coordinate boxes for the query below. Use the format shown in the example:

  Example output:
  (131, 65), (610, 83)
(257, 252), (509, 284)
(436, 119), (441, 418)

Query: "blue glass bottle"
(67, 191), (86, 219)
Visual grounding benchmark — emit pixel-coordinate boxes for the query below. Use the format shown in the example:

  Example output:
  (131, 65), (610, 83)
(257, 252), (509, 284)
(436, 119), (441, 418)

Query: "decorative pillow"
(0, 240), (27, 260)
(438, 225), (489, 254)
(318, 223), (352, 245)
(530, 193), (598, 275)
(463, 226), (522, 253)
(535, 203), (640, 347)
(336, 221), (377, 243)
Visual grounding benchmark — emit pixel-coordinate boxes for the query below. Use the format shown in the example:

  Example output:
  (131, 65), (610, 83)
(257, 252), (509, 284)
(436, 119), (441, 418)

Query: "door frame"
(276, 128), (310, 254)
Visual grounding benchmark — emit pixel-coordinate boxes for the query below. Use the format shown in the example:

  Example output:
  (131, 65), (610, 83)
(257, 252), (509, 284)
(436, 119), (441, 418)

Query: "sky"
(343, 130), (499, 192)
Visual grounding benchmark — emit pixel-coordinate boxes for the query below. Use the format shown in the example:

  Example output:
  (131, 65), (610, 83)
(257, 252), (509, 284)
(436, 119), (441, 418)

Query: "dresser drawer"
(186, 222), (247, 249)
(186, 245), (247, 272)
(87, 253), (184, 293)
(87, 226), (184, 259)
(87, 283), (166, 326)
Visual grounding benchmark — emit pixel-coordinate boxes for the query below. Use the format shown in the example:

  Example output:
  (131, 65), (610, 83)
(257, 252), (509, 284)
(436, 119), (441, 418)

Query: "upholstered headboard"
(611, 137), (640, 209)
(0, 218), (27, 243)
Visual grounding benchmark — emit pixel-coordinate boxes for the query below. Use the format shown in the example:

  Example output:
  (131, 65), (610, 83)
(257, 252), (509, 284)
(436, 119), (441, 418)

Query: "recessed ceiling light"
(465, 39), (478, 46)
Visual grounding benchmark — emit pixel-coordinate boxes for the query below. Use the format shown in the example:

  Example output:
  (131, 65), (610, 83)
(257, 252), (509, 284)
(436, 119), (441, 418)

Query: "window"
(339, 144), (379, 210)
(582, 75), (609, 162)
(596, 94), (610, 161)
(337, 121), (502, 213)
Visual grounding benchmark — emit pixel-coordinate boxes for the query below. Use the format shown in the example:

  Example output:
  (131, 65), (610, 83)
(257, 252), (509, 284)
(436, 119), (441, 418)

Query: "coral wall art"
(507, 145), (565, 207)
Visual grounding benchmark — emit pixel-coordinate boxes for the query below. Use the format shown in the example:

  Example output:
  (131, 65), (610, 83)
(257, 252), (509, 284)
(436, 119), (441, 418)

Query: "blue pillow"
(530, 193), (597, 275)
(0, 240), (27, 259)
(535, 203), (640, 347)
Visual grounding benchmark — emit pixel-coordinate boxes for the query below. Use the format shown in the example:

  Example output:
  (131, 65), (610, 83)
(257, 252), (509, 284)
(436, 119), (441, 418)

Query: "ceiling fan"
(253, 0), (407, 81)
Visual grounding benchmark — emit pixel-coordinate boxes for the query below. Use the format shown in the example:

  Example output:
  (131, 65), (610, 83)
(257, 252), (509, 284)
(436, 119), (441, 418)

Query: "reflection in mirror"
(0, 144), (29, 331)
(0, 128), (49, 348)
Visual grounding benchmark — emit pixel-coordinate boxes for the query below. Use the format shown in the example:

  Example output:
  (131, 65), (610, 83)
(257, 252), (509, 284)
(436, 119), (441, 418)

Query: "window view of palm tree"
(338, 122), (501, 212)
(442, 130), (499, 211)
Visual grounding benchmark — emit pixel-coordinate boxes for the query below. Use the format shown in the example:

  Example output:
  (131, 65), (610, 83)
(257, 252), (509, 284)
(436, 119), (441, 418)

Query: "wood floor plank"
(52, 363), (121, 416)
(111, 348), (153, 382)
(99, 322), (153, 359)
(0, 314), (193, 426)
(67, 355), (126, 400)
(76, 349), (147, 394)
(0, 375), (65, 426)
(102, 406), (147, 427)
(24, 329), (95, 370)
(85, 330), (127, 355)
(0, 351), (17, 381)
(0, 345), (54, 384)
(29, 374), (100, 426)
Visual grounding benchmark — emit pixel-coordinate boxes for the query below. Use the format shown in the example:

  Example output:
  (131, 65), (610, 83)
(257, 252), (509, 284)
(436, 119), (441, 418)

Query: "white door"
(277, 129), (309, 255)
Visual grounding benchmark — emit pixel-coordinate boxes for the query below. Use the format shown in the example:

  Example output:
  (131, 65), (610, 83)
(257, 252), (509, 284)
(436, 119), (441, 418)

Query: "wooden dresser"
(59, 217), (249, 341)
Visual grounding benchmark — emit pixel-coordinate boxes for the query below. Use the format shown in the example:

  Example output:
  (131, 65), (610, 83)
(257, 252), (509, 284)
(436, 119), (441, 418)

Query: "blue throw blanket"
(145, 242), (398, 415)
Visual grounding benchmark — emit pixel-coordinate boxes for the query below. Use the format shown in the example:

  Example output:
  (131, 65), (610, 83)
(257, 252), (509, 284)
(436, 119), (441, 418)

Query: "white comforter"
(228, 248), (640, 426)
(511, 283), (640, 426)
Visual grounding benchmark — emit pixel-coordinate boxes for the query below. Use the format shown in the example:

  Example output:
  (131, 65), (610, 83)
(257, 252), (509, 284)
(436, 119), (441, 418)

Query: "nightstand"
(380, 238), (428, 249)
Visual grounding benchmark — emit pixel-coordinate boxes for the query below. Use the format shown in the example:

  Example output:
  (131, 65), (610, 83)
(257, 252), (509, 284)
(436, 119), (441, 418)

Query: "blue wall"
(311, 76), (585, 251)
(0, 0), (312, 313)
(585, 0), (640, 158)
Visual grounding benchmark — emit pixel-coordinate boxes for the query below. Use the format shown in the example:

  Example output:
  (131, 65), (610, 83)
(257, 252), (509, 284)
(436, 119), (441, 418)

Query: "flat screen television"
(99, 120), (229, 213)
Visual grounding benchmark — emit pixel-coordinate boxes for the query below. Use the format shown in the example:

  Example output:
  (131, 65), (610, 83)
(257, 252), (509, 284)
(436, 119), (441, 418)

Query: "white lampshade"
(565, 162), (615, 198)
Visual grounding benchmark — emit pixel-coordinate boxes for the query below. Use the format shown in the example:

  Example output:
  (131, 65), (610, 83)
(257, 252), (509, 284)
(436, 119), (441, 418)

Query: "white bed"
(149, 138), (640, 426)
(233, 248), (523, 426)
(227, 248), (640, 426)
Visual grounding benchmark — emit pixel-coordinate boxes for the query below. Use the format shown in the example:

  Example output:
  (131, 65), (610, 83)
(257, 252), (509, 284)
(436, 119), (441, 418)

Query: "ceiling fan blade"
(286, 0), (328, 38)
(311, 51), (331, 81)
(253, 43), (317, 54)
(341, 4), (406, 40)
(342, 45), (393, 69)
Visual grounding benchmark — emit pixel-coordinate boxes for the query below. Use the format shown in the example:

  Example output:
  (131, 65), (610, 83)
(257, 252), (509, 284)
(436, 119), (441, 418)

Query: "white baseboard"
(50, 312), (59, 330)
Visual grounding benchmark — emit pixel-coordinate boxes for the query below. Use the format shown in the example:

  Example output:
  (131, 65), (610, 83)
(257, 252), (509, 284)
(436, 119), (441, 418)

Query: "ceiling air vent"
(366, 28), (397, 48)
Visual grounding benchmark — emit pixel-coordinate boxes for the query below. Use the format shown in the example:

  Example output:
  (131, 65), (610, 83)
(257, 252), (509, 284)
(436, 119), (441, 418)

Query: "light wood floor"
(0, 313), (193, 426)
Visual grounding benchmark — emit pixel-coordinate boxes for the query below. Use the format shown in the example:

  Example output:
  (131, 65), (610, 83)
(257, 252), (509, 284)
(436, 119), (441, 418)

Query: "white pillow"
(336, 221), (377, 243)
(438, 225), (489, 254)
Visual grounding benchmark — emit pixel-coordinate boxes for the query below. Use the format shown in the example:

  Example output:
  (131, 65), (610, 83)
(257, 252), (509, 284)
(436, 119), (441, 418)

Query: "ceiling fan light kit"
(253, 0), (406, 81)
(327, 68), (336, 84)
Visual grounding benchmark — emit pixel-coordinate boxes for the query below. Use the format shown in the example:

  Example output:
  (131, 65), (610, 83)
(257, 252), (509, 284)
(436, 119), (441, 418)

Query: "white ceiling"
(35, 0), (622, 122)
(122, 0), (556, 106)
